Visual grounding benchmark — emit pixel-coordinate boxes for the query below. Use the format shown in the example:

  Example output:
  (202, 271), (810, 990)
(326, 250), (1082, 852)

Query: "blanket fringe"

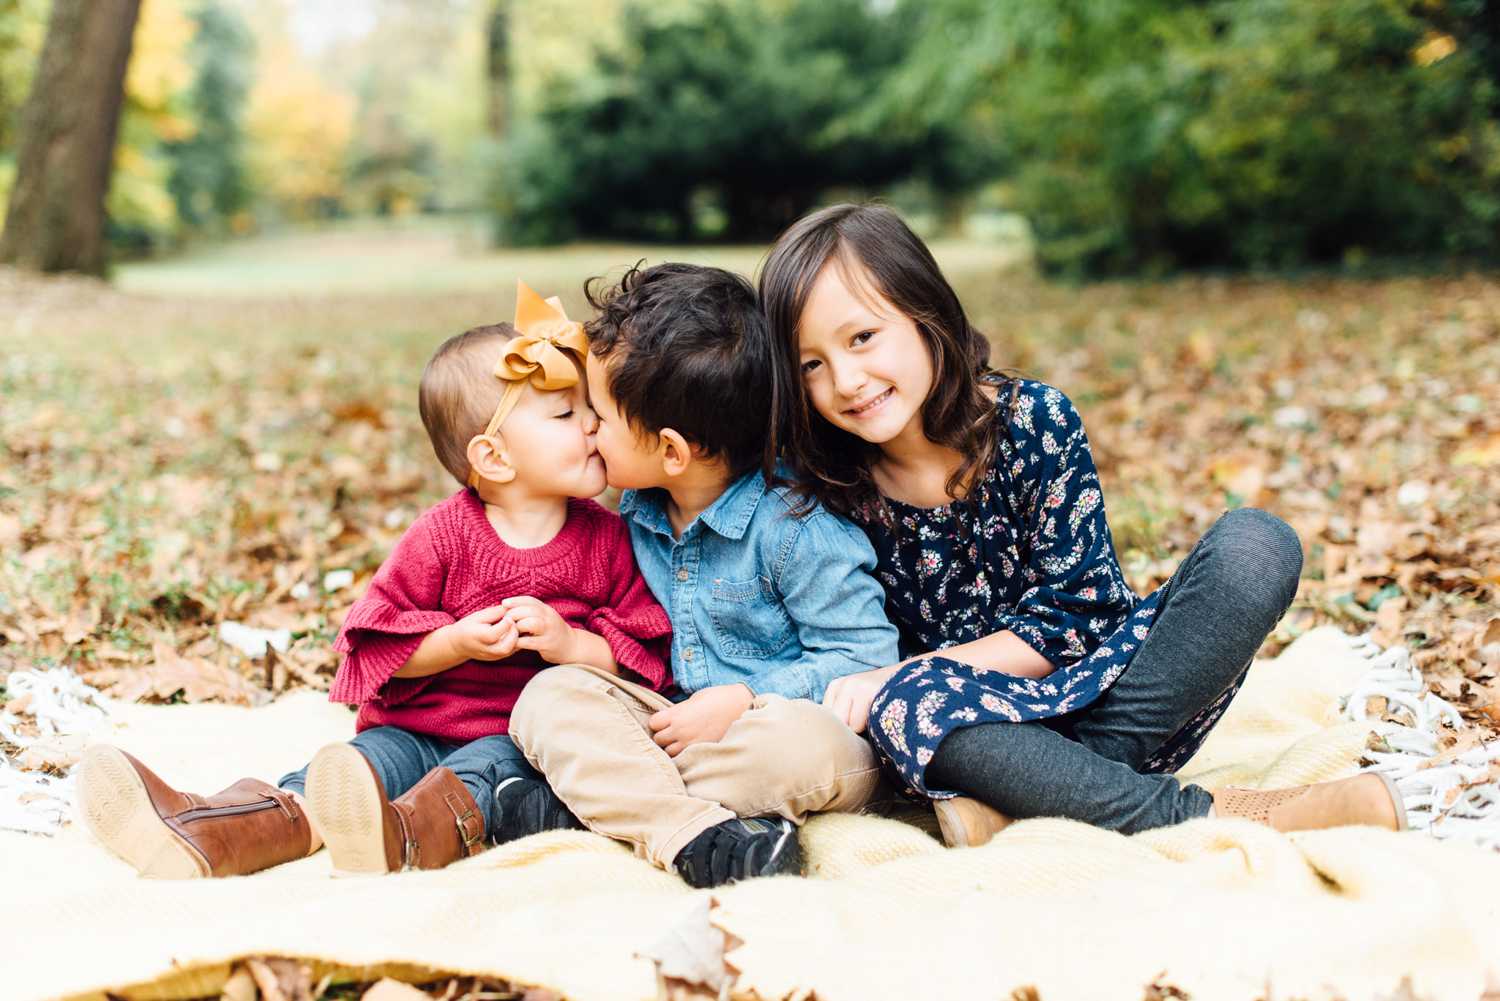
(1340, 633), (1500, 851)
(0, 668), (108, 835)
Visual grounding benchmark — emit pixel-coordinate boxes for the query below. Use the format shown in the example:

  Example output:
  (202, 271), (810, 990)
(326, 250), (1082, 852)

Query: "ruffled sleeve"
(329, 515), (455, 705)
(586, 514), (673, 691)
(998, 384), (1139, 666)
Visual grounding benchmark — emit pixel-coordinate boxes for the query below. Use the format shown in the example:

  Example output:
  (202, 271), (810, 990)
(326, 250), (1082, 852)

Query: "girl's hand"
(822, 664), (903, 733)
(648, 684), (754, 757)
(501, 595), (580, 664)
(448, 605), (519, 662)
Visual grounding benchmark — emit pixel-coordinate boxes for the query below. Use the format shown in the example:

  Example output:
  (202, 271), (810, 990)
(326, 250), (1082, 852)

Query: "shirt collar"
(618, 469), (767, 542)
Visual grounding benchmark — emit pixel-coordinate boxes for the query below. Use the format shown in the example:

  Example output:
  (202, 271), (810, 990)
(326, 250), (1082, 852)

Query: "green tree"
(166, 1), (255, 234)
(493, 0), (989, 243)
(900, 0), (1500, 275)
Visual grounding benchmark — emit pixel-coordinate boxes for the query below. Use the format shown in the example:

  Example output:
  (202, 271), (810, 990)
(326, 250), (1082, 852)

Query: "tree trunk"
(0, 0), (141, 275)
(485, 0), (512, 138)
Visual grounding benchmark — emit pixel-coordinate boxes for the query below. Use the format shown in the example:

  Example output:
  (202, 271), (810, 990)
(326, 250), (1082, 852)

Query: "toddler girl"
(78, 283), (671, 877)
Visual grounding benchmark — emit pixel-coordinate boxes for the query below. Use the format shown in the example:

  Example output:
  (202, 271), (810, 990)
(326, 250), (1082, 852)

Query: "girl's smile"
(844, 386), (894, 418)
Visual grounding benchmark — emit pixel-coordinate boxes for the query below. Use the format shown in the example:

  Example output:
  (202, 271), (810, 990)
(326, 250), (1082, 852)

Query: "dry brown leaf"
(89, 642), (268, 707)
(1453, 432), (1500, 468)
(245, 957), (314, 1001)
(220, 965), (258, 1001)
(1207, 451), (1267, 505)
(16, 736), (84, 773)
(1477, 683), (1500, 729)
(1372, 595), (1408, 648)
(62, 604), (100, 646)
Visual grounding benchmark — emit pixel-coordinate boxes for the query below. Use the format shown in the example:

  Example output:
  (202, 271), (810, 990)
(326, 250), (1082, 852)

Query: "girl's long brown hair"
(758, 203), (1013, 523)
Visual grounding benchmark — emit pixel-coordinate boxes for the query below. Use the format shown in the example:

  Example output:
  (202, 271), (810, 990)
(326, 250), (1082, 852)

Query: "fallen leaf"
(1372, 595), (1408, 648)
(245, 957), (314, 1001)
(87, 642), (268, 707)
(17, 735), (85, 773)
(1207, 451), (1267, 505)
(1453, 433), (1500, 468)
(62, 604), (101, 646)
(220, 966), (257, 1001)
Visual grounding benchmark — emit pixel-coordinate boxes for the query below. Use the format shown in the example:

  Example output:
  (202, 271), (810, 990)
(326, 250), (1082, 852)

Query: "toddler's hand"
(648, 684), (754, 757)
(822, 664), (902, 733)
(448, 605), (519, 662)
(501, 595), (578, 664)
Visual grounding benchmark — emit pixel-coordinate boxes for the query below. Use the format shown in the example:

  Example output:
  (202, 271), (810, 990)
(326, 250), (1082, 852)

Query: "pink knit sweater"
(330, 490), (673, 742)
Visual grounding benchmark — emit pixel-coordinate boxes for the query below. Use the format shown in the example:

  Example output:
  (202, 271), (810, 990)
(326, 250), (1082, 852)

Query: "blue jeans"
(925, 508), (1304, 834)
(278, 727), (541, 840)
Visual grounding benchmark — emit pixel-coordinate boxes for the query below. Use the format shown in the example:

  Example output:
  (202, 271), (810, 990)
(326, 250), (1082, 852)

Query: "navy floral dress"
(859, 380), (1235, 798)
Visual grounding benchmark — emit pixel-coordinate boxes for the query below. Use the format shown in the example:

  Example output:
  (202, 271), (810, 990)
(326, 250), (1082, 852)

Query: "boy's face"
(499, 372), (608, 499)
(585, 352), (669, 490)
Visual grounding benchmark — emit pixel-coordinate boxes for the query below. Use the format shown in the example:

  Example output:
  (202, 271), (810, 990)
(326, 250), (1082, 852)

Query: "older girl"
(759, 204), (1405, 845)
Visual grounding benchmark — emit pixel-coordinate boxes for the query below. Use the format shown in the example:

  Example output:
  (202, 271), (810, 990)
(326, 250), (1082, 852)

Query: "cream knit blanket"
(7, 627), (1500, 1001)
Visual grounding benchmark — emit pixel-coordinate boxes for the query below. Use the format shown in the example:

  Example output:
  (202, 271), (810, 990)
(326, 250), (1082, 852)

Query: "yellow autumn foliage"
(108, 0), (197, 239)
(245, 36), (354, 215)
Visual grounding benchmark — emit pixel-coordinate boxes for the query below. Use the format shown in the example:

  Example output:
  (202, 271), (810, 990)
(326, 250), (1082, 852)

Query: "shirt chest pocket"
(708, 576), (796, 659)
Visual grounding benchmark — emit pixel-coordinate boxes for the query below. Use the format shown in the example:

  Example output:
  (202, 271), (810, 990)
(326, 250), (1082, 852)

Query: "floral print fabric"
(858, 380), (1224, 797)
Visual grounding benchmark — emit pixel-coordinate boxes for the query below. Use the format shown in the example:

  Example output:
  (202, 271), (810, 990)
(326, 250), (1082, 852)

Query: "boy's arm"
(743, 511), (900, 703)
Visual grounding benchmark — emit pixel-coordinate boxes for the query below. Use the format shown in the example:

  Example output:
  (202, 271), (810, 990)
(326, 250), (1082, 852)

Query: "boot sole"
(77, 745), (207, 879)
(306, 743), (391, 874)
(933, 799), (972, 848)
(1372, 771), (1409, 831)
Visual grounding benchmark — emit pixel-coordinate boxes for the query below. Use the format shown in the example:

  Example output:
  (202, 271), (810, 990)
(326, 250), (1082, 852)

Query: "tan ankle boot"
(306, 743), (485, 874)
(78, 745), (313, 878)
(1211, 772), (1407, 832)
(933, 796), (1014, 848)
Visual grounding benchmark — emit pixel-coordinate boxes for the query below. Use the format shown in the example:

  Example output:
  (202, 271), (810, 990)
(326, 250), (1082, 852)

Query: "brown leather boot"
(305, 743), (485, 874)
(77, 744), (314, 878)
(933, 796), (1014, 848)
(1211, 772), (1408, 832)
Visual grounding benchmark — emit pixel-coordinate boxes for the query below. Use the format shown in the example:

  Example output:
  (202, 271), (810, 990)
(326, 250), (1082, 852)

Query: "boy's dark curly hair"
(585, 262), (772, 477)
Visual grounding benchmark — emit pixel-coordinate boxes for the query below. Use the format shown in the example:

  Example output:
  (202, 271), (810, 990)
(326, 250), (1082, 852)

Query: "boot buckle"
(446, 793), (484, 856)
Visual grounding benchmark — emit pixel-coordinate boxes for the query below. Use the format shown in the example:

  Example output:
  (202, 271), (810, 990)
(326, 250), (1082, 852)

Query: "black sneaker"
(490, 776), (584, 845)
(671, 816), (802, 888)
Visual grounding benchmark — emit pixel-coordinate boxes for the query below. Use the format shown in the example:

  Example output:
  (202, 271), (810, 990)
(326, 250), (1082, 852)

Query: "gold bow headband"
(466, 280), (589, 488)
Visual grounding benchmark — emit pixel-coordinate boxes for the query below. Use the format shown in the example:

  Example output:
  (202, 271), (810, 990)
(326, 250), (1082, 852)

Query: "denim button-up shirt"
(619, 469), (899, 702)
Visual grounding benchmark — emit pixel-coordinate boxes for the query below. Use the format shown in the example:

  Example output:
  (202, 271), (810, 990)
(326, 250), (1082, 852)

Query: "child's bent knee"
(511, 665), (606, 741)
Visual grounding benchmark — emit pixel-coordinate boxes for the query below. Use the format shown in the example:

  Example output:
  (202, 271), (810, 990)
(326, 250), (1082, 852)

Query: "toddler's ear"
(658, 428), (695, 478)
(467, 433), (517, 485)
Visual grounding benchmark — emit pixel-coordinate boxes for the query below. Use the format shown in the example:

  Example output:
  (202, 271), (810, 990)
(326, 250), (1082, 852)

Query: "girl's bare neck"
(873, 438), (967, 508)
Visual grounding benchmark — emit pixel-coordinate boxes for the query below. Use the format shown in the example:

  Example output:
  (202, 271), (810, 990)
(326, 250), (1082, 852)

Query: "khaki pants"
(510, 664), (881, 867)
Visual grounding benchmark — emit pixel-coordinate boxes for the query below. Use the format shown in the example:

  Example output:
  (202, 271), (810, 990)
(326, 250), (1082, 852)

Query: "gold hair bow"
(467, 281), (589, 488)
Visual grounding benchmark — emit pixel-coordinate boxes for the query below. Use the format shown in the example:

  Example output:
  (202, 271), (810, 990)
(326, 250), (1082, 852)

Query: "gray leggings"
(925, 508), (1303, 834)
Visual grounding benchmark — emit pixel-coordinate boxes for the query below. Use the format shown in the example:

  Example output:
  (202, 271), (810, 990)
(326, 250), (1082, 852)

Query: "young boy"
(509, 263), (900, 888)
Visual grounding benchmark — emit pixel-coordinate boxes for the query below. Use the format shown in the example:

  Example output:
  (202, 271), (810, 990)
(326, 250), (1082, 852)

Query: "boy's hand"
(822, 664), (902, 733)
(648, 684), (754, 757)
(448, 605), (519, 662)
(501, 595), (580, 664)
